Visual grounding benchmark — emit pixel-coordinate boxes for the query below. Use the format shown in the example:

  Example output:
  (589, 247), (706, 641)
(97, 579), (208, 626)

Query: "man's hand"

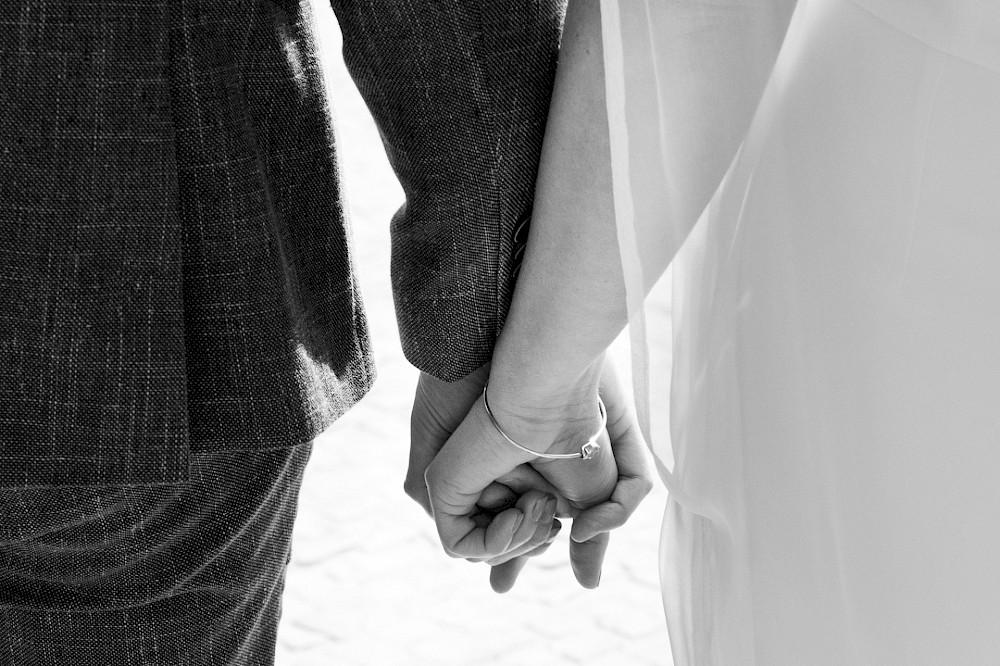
(405, 363), (491, 515)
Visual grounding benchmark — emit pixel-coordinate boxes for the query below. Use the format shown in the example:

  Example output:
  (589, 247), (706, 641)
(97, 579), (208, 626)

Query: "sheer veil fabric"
(601, 0), (1000, 663)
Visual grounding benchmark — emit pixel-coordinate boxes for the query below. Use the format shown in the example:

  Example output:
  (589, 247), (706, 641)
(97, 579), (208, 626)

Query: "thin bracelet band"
(482, 383), (606, 460)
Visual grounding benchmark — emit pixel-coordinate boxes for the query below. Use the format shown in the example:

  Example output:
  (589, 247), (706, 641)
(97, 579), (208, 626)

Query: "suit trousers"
(0, 441), (313, 665)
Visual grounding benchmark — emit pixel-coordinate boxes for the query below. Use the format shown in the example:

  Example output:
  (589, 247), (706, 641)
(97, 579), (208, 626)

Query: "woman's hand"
(422, 392), (565, 558)
(408, 363), (569, 591)
(424, 355), (654, 590)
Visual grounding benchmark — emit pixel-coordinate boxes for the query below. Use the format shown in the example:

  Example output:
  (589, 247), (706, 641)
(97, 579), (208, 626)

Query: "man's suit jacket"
(0, 0), (563, 487)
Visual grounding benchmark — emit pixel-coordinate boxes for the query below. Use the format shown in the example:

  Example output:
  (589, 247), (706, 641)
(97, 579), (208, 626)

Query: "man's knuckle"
(608, 501), (631, 524)
(639, 476), (655, 496)
(403, 482), (421, 503)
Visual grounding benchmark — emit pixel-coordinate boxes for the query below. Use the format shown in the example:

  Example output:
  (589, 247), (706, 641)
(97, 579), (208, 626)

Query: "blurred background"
(276, 4), (673, 664)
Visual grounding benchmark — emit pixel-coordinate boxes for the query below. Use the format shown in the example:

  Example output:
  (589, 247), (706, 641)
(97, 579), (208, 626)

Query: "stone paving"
(276, 7), (673, 664)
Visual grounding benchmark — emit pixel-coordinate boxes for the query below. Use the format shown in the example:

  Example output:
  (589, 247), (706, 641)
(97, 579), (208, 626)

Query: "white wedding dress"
(601, 1), (1000, 663)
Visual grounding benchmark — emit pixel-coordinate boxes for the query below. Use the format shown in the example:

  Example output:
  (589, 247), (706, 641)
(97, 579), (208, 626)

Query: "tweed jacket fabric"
(332, 1), (563, 379)
(0, 1), (563, 488)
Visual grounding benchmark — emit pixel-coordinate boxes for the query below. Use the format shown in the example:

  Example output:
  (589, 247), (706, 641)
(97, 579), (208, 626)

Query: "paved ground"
(276, 7), (673, 664)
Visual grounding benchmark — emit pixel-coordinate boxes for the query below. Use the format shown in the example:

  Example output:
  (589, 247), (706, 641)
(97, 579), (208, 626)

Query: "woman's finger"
(564, 359), (655, 577)
(428, 461), (564, 562)
(485, 504), (559, 567)
(425, 396), (540, 559)
(434, 485), (555, 561)
(463, 495), (558, 565)
(569, 423), (654, 543)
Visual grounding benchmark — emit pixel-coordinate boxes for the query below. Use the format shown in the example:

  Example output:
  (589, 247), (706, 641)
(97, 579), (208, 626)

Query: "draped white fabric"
(602, 0), (1000, 663)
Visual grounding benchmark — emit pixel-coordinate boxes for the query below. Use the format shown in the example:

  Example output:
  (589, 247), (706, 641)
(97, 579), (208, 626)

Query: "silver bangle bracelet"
(482, 383), (606, 460)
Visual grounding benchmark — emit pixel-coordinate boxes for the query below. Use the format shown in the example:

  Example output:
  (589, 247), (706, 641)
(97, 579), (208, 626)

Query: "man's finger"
(488, 522), (562, 592)
(495, 466), (563, 502)
(406, 366), (492, 517)
(568, 531), (610, 589)
(404, 463), (434, 516)
(405, 397), (449, 516)
(404, 426), (439, 516)
(478, 463), (574, 517)
(489, 556), (529, 593)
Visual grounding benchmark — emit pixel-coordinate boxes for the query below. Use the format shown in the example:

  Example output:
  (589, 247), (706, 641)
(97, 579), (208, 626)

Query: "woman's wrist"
(484, 354), (605, 456)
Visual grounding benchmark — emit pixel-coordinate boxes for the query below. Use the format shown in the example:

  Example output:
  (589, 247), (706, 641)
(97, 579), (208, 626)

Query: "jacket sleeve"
(331, 0), (565, 381)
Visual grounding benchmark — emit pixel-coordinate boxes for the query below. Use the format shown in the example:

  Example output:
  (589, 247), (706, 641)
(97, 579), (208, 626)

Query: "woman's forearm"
(488, 0), (622, 416)
(488, 0), (797, 433)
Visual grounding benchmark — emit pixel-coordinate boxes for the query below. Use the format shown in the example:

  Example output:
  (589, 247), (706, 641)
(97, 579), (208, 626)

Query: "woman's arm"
(487, 0), (797, 441)
(487, 0), (622, 442)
